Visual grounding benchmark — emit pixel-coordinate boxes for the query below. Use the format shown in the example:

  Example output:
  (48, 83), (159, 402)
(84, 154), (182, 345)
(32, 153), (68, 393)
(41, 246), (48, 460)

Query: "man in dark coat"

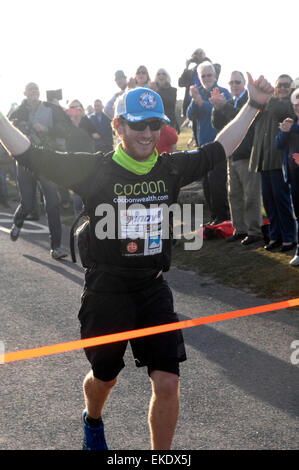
(211, 71), (262, 245)
(89, 100), (114, 153)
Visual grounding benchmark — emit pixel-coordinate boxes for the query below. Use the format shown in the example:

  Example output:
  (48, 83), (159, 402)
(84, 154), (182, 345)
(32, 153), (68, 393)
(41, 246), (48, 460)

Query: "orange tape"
(3, 297), (299, 363)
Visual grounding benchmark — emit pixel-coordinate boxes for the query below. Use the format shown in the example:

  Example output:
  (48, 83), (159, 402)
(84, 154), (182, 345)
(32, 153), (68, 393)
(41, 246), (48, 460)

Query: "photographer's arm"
(0, 113), (31, 155)
(216, 73), (273, 157)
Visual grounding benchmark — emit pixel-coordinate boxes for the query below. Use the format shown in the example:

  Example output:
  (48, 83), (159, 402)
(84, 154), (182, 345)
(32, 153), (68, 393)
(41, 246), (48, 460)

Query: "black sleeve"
(14, 145), (100, 198)
(212, 101), (242, 129)
(178, 69), (193, 87)
(167, 141), (226, 186)
(211, 107), (228, 130)
(9, 106), (28, 124)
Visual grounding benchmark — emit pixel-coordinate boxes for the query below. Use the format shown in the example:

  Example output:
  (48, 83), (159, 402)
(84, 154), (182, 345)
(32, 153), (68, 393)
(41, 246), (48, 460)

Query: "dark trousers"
(14, 164), (62, 249)
(203, 160), (230, 222)
(261, 169), (296, 243)
(288, 165), (299, 240)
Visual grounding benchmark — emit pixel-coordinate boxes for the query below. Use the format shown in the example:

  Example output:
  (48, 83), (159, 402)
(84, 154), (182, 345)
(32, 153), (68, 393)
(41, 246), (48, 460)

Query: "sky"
(1, 0), (298, 113)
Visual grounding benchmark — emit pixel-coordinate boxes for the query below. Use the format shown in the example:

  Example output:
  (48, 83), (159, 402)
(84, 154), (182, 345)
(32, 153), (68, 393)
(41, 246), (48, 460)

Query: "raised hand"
(247, 72), (274, 105)
(189, 85), (203, 106)
(293, 153), (299, 165)
(279, 117), (294, 132)
(209, 87), (226, 109)
(127, 77), (137, 89)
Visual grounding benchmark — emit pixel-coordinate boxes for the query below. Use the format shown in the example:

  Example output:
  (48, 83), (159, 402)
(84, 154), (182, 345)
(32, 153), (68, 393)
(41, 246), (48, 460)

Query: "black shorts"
(78, 277), (186, 381)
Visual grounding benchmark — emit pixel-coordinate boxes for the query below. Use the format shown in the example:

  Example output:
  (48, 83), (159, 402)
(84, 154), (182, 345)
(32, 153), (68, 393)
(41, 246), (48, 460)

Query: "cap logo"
(138, 92), (157, 110)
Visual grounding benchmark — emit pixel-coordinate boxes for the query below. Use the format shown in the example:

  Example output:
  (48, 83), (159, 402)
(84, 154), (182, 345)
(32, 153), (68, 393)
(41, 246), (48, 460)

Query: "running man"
(0, 73), (273, 450)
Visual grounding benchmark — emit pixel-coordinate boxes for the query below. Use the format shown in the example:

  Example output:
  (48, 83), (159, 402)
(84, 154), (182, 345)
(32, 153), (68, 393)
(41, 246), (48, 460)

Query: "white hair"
(155, 68), (171, 84)
(197, 61), (215, 75)
(292, 77), (299, 89)
(291, 88), (299, 104)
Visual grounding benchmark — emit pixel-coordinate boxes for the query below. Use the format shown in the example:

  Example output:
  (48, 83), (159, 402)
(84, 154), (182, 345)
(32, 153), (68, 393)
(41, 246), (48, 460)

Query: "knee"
(83, 370), (117, 392)
(151, 371), (179, 399)
(100, 376), (118, 391)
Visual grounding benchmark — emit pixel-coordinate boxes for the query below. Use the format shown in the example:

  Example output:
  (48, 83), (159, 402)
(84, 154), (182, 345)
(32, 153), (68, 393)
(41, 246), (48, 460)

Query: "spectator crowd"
(1, 48), (299, 266)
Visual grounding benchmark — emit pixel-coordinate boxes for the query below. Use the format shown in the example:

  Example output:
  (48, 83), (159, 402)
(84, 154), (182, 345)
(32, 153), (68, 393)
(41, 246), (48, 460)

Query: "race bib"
(120, 207), (163, 256)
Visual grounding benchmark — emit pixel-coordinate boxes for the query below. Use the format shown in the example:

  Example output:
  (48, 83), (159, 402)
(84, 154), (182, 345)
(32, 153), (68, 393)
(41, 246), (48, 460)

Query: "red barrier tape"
(3, 298), (299, 363)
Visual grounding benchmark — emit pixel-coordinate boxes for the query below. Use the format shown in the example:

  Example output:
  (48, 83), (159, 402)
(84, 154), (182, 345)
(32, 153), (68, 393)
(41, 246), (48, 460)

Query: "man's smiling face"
(116, 119), (162, 161)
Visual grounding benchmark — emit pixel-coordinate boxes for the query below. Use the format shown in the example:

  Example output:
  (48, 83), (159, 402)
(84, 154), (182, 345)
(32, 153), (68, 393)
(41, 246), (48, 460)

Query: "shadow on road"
(23, 254), (84, 286)
(179, 313), (299, 418)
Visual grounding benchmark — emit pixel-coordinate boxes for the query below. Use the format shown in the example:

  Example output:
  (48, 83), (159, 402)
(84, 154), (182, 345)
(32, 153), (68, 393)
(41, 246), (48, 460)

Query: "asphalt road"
(0, 210), (298, 451)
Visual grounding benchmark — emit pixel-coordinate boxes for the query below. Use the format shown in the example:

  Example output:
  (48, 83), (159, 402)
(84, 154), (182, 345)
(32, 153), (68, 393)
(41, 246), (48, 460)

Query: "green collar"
(112, 143), (158, 175)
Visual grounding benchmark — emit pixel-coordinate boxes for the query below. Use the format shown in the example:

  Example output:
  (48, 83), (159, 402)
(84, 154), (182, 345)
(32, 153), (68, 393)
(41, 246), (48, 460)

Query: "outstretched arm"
(0, 111), (99, 195)
(216, 73), (273, 157)
(0, 112), (31, 155)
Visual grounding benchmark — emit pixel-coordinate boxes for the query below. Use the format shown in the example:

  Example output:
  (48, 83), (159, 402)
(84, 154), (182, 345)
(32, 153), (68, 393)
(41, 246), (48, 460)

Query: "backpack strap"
(69, 151), (113, 263)
(70, 208), (87, 262)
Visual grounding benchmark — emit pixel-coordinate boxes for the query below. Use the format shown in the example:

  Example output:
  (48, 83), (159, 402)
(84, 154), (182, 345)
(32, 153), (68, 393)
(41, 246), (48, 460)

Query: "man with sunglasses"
(249, 74), (296, 252)
(187, 62), (231, 226)
(178, 49), (221, 149)
(211, 71), (263, 245)
(0, 76), (273, 450)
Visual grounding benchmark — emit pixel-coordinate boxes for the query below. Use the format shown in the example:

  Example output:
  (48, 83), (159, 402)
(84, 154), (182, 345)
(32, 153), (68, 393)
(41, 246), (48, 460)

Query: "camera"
(46, 89), (63, 102)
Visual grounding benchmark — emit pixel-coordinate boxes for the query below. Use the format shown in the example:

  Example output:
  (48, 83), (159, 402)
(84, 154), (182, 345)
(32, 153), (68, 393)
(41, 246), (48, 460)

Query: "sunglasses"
(277, 82), (291, 89)
(125, 119), (164, 131)
(229, 80), (242, 85)
(201, 73), (214, 79)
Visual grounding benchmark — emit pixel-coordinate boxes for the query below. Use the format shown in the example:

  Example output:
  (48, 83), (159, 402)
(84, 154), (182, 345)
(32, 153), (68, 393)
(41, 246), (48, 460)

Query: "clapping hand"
(209, 87), (227, 109)
(127, 77), (137, 89)
(148, 80), (158, 92)
(189, 85), (203, 106)
(292, 153), (299, 165)
(279, 118), (294, 133)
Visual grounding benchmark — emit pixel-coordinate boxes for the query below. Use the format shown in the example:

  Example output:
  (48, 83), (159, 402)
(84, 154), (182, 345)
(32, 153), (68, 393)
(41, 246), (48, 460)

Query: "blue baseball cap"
(115, 87), (170, 123)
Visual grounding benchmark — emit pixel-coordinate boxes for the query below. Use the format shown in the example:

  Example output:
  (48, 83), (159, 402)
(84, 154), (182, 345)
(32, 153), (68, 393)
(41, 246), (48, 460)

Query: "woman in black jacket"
(153, 68), (179, 133)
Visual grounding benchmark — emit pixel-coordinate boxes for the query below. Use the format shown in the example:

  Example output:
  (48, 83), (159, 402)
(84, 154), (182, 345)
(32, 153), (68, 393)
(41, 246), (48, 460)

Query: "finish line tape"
(3, 298), (299, 364)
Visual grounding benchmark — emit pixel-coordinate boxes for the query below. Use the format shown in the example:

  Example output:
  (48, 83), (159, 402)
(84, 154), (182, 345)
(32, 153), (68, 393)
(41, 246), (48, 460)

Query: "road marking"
(0, 212), (49, 234)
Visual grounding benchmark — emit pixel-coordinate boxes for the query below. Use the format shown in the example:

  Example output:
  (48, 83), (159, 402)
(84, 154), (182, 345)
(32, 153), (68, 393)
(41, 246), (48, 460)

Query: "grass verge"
(175, 128), (299, 301)
(172, 235), (299, 301)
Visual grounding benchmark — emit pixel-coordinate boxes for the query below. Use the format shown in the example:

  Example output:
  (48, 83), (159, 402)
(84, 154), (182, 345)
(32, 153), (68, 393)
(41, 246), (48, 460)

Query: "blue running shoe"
(82, 410), (109, 450)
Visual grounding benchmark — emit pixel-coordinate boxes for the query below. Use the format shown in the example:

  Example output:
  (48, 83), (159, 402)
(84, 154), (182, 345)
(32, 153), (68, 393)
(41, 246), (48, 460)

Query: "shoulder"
(239, 90), (249, 104)
(9, 101), (28, 119)
(82, 115), (95, 128)
(86, 150), (114, 174)
(168, 86), (177, 94)
(40, 101), (52, 112)
(102, 113), (112, 123)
